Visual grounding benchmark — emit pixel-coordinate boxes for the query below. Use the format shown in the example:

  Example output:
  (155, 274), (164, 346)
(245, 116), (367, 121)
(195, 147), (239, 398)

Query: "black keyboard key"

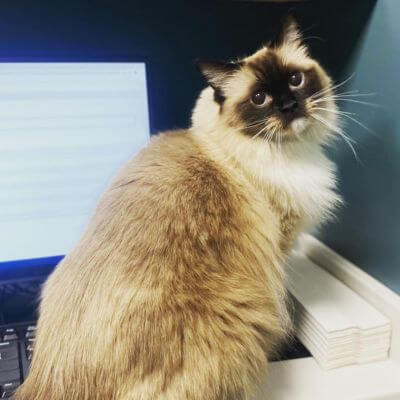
(0, 323), (37, 384)
(25, 338), (35, 362)
(25, 343), (34, 351)
(0, 380), (20, 398)
(2, 335), (17, 342)
(0, 369), (20, 384)
(0, 343), (18, 361)
(25, 343), (34, 361)
(0, 359), (19, 373)
(1, 330), (18, 343)
(25, 331), (35, 339)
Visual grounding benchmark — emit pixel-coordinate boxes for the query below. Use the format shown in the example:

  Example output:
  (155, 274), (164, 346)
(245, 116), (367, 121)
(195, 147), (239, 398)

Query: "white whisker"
(310, 73), (356, 100)
(312, 107), (376, 136)
(302, 35), (325, 43)
(246, 119), (269, 129)
(311, 113), (360, 162)
(311, 97), (380, 108)
(251, 128), (266, 141)
(251, 123), (270, 140)
(331, 92), (376, 98)
(311, 106), (355, 116)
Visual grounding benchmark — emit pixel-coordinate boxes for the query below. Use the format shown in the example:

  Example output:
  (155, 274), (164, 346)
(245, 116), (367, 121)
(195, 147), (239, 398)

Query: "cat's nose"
(279, 99), (298, 113)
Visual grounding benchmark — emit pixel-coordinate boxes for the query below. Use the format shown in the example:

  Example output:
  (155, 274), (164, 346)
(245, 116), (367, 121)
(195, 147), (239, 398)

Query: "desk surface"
(261, 357), (400, 400)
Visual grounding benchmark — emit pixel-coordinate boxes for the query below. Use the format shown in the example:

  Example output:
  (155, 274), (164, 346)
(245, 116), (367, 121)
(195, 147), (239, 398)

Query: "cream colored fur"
(15, 20), (342, 400)
(192, 86), (341, 236)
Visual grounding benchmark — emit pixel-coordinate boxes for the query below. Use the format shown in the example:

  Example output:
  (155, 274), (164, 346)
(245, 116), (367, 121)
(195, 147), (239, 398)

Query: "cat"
(15, 16), (341, 400)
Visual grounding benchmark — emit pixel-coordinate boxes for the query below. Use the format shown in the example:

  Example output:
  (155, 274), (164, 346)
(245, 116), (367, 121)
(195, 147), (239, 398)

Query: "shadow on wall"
(318, 0), (400, 295)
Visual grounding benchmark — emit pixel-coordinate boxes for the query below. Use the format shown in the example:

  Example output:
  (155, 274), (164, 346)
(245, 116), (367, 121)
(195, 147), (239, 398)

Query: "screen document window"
(0, 62), (150, 264)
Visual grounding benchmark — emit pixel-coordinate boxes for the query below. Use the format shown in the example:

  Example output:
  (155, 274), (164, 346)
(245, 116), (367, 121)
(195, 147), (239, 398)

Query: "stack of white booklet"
(286, 252), (391, 370)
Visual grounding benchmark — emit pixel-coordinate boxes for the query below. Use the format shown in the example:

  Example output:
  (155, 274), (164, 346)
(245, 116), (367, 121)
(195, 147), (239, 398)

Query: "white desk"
(257, 235), (400, 400)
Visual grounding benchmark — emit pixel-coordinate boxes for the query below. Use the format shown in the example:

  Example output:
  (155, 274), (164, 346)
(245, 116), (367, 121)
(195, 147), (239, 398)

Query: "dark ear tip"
(194, 58), (214, 74)
(193, 58), (201, 67)
(193, 58), (202, 70)
(283, 9), (299, 28)
(271, 9), (303, 47)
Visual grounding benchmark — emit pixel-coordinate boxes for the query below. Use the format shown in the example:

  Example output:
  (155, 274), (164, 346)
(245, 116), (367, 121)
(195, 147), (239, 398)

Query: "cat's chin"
(289, 117), (310, 136)
(274, 117), (311, 143)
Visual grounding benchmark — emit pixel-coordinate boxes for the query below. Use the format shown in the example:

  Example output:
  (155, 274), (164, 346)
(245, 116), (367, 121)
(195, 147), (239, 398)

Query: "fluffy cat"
(15, 17), (341, 400)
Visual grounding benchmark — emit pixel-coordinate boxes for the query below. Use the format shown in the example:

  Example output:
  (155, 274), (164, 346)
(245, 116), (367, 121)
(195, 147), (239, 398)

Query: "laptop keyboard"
(0, 320), (310, 398)
(0, 322), (36, 398)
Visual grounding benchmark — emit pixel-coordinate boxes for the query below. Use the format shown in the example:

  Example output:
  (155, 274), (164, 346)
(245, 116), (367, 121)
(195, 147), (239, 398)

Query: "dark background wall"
(0, 0), (375, 133)
(3, 0), (398, 295)
(318, 0), (400, 295)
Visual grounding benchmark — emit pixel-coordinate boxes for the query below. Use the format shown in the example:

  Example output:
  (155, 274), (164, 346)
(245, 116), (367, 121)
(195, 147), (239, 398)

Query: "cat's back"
(112, 128), (234, 213)
(38, 128), (242, 322)
(16, 129), (286, 400)
(63, 128), (233, 262)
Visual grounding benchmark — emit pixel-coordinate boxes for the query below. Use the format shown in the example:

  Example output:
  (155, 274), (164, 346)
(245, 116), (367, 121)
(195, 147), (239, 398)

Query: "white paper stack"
(286, 252), (391, 370)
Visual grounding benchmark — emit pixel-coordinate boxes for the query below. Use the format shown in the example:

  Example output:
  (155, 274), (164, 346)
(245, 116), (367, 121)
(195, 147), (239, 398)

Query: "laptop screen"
(0, 62), (150, 268)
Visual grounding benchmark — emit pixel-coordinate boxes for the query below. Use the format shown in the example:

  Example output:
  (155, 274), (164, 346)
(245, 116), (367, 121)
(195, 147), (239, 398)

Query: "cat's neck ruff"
(191, 87), (340, 230)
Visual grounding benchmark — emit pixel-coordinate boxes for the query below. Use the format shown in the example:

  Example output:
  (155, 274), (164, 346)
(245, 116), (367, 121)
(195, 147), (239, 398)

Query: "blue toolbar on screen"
(0, 62), (150, 265)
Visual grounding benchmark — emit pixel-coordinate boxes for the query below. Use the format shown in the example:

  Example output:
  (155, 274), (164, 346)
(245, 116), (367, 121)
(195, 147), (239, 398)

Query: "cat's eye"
(251, 91), (270, 107)
(289, 71), (304, 88)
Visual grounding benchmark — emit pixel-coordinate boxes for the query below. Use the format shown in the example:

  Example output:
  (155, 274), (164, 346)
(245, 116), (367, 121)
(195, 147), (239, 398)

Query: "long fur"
(15, 19), (341, 400)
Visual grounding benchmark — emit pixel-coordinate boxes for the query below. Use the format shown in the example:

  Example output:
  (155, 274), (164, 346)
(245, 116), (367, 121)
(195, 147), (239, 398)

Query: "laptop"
(0, 61), (151, 397)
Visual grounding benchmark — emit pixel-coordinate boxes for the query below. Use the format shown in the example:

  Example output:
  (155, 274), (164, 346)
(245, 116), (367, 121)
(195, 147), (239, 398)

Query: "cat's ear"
(273, 14), (305, 49)
(195, 59), (240, 89)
